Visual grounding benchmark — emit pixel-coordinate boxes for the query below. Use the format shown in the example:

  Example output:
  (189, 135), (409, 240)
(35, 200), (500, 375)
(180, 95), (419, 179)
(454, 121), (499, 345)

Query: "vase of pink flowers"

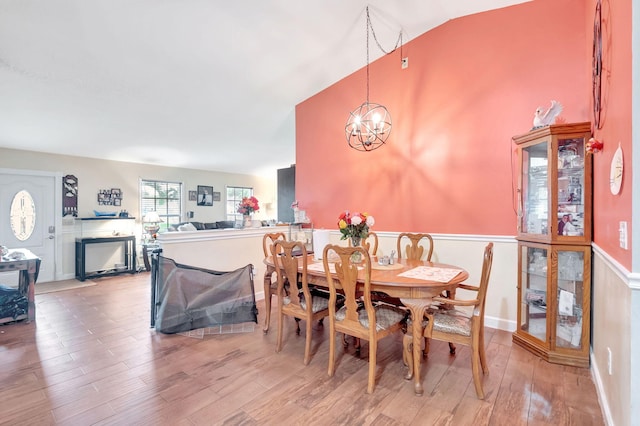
(337, 211), (375, 263)
(238, 196), (260, 227)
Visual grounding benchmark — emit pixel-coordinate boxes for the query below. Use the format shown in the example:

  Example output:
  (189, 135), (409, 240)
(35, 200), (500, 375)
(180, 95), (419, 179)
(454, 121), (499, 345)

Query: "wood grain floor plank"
(0, 272), (604, 425)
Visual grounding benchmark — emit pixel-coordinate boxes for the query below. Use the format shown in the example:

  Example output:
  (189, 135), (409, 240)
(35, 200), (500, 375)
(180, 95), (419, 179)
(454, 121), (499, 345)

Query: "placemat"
(397, 266), (463, 282)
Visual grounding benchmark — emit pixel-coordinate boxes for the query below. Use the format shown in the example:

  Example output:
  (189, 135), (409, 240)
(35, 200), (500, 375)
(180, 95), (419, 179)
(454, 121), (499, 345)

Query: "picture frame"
(213, 191), (221, 202)
(197, 185), (213, 206)
(97, 188), (123, 206)
(188, 190), (197, 202)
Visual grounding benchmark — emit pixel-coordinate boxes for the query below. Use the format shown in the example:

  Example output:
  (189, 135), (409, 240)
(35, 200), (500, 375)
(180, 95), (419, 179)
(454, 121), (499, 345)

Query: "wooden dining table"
(264, 253), (469, 395)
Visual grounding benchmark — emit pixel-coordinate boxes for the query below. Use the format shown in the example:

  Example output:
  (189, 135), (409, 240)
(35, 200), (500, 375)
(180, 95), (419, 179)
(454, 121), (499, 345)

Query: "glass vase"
(243, 214), (252, 228)
(350, 236), (362, 263)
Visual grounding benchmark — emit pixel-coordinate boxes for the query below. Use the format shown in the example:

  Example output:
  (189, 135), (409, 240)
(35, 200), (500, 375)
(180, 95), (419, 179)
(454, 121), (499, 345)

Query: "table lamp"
(142, 211), (163, 241)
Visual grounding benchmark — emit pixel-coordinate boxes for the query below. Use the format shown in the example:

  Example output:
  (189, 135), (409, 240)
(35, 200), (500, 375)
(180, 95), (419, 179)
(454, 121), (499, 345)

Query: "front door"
(0, 170), (58, 282)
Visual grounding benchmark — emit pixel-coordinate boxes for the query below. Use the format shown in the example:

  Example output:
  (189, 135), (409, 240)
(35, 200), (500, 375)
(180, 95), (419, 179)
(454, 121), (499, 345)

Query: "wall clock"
(592, 0), (603, 129)
(609, 145), (623, 195)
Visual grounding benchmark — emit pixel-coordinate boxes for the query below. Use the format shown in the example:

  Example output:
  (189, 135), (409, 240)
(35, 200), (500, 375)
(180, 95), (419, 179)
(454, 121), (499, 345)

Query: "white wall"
(0, 147), (277, 279)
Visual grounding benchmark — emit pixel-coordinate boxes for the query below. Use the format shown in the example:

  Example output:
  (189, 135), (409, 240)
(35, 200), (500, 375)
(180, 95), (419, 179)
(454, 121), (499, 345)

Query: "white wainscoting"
(157, 228), (518, 331)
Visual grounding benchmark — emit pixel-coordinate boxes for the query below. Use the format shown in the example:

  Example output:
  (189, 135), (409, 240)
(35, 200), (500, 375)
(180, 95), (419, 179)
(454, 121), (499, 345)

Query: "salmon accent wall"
(296, 0), (589, 238)
(587, 0), (632, 269)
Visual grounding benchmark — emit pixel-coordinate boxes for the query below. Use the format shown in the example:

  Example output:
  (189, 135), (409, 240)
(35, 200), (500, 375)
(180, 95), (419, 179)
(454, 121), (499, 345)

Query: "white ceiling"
(0, 0), (529, 176)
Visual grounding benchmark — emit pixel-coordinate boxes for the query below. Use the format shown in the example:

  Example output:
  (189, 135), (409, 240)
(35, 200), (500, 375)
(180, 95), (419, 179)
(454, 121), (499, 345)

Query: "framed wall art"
(188, 190), (197, 201)
(197, 185), (213, 206)
(97, 188), (123, 206)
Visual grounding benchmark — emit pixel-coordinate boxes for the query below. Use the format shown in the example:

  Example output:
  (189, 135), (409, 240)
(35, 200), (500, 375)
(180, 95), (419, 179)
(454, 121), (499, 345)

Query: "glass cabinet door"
(555, 249), (585, 350)
(556, 137), (586, 238)
(519, 244), (548, 343)
(521, 141), (549, 236)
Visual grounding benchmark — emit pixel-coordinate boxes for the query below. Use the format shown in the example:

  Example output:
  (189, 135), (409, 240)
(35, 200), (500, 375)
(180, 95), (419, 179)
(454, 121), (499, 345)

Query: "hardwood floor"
(0, 272), (605, 425)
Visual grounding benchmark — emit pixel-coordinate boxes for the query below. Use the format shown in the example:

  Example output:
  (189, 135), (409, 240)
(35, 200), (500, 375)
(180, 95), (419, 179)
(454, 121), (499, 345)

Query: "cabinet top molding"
(513, 122), (591, 145)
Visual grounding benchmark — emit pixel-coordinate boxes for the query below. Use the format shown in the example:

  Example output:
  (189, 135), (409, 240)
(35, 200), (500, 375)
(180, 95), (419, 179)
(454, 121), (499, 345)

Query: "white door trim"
(0, 167), (63, 281)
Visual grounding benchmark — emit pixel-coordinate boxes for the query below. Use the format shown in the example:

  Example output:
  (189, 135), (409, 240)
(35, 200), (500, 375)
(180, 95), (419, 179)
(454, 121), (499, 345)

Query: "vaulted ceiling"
(0, 1), (529, 176)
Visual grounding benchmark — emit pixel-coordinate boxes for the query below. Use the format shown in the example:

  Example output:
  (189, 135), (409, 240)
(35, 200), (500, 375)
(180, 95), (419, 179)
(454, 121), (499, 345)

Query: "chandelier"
(345, 6), (402, 152)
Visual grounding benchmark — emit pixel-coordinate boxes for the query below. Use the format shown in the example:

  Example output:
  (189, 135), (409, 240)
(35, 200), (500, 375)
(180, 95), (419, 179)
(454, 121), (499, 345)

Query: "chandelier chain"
(345, 6), (402, 152)
(365, 6), (403, 105)
(366, 7), (403, 56)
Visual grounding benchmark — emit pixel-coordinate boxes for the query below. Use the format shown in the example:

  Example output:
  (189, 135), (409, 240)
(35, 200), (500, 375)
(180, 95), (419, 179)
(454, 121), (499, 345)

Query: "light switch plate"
(619, 221), (628, 249)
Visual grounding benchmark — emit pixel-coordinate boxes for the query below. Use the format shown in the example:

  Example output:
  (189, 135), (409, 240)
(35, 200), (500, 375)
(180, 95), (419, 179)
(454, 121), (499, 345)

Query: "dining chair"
(262, 232), (286, 333)
(323, 244), (406, 394)
(402, 242), (494, 399)
(396, 232), (449, 326)
(396, 232), (434, 261)
(273, 240), (331, 365)
(349, 231), (379, 256)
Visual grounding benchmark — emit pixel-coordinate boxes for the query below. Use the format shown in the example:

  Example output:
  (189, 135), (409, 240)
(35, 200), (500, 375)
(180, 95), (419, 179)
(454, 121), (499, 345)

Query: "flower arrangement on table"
(237, 196), (260, 215)
(337, 211), (375, 241)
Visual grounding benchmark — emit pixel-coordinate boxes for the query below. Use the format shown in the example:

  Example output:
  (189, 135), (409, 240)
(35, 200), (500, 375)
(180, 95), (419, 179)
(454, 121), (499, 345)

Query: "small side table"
(0, 249), (41, 323)
(142, 242), (160, 272)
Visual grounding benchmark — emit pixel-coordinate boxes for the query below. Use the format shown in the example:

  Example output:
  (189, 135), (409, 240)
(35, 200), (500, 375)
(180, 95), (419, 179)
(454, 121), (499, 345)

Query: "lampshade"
(143, 211), (162, 224)
(142, 211), (163, 238)
(345, 7), (402, 152)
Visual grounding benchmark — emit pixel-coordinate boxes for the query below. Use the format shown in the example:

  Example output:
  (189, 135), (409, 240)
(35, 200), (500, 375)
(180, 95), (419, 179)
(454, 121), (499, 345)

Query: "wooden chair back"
(261, 232), (286, 333)
(322, 244), (405, 393)
(347, 231), (379, 256)
(273, 240), (329, 365)
(363, 232), (379, 256)
(263, 232), (286, 258)
(396, 233), (433, 261)
(272, 240), (309, 312)
(323, 245), (374, 335)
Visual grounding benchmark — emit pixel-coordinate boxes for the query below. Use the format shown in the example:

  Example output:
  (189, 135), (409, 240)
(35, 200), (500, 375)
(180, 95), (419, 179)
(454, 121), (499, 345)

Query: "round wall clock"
(592, 0), (603, 129)
(609, 145), (623, 195)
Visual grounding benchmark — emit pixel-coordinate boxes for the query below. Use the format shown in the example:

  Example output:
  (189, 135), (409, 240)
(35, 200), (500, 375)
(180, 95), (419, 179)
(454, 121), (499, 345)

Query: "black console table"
(75, 235), (136, 281)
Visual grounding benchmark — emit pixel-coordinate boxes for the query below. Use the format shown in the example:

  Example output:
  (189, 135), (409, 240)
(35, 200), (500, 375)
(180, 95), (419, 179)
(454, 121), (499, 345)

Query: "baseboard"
(485, 314), (516, 332)
(590, 349), (614, 426)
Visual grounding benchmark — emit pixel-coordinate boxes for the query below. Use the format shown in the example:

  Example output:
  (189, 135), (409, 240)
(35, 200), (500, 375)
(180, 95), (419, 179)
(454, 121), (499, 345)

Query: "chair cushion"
(283, 291), (336, 314)
(432, 309), (472, 336)
(300, 294), (330, 313)
(335, 303), (405, 331)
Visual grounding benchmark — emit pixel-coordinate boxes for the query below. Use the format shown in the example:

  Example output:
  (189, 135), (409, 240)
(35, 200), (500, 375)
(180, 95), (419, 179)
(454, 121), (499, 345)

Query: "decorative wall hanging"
(188, 190), (197, 201)
(592, 0), (603, 130)
(63, 174), (78, 216)
(213, 191), (221, 202)
(97, 188), (122, 206)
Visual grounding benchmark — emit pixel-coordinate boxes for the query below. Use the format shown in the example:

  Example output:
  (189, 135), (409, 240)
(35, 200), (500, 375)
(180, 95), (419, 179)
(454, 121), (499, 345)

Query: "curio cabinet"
(512, 122), (592, 367)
